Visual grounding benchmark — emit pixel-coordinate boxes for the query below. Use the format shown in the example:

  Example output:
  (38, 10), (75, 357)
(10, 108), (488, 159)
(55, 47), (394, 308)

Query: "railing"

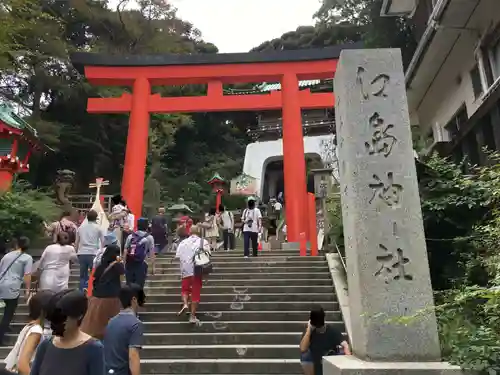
(333, 238), (347, 274)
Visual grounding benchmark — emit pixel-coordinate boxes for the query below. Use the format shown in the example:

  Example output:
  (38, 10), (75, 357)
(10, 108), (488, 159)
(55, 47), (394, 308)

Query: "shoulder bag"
(0, 252), (24, 282)
(193, 235), (212, 276)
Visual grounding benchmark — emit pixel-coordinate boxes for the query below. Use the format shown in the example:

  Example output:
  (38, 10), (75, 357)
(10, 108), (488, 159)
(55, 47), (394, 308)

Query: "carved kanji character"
(368, 172), (403, 207)
(365, 112), (397, 157)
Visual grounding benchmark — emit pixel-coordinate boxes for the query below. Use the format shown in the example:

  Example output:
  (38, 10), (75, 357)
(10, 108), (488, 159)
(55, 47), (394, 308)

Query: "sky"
(168, 0), (319, 53)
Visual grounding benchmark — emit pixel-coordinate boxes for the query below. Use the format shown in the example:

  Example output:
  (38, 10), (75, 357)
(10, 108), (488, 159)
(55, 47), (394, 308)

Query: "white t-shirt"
(242, 208), (262, 233)
(175, 235), (211, 278)
(4, 323), (43, 370)
(274, 202), (282, 211)
(220, 211), (234, 230)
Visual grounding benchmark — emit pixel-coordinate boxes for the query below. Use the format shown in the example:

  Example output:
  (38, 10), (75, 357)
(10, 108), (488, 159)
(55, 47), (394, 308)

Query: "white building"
(406, 0), (500, 164)
(236, 81), (338, 200)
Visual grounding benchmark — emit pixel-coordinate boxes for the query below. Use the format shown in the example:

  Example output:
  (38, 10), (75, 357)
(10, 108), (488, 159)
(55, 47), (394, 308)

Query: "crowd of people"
(0, 194), (349, 375)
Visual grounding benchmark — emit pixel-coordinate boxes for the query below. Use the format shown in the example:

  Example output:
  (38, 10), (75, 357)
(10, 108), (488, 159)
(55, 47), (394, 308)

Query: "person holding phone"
(299, 306), (351, 375)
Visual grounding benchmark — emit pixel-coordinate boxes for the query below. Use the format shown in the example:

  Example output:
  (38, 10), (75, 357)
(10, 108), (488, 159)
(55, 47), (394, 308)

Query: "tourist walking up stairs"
(175, 225), (211, 324)
(123, 218), (155, 289)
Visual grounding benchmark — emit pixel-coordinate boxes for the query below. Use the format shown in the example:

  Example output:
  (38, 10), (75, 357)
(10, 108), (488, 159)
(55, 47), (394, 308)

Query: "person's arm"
(99, 229), (105, 251)
(68, 246), (78, 263)
(87, 339), (105, 375)
(300, 323), (313, 353)
(116, 262), (126, 283)
(341, 339), (351, 355)
(17, 329), (42, 375)
(128, 321), (144, 375)
(148, 236), (156, 274)
(123, 235), (132, 261)
(23, 257), (33, 299)
(163, 217), (168, 234)
(257, 209), (263, 232)
(74, 228), (80, 252)
(29, 338), (49, 375)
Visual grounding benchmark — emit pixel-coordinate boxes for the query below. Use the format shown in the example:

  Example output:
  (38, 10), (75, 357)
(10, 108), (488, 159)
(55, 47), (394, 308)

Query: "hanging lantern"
(207, 172), (226, 213)
(0, 104), (50, 191)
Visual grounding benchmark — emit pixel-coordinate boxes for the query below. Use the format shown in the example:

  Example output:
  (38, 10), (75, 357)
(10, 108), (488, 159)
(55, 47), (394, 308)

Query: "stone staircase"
(1, 248), (344, 374)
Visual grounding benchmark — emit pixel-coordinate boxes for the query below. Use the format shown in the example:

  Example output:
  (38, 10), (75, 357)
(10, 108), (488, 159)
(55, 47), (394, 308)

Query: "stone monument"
(324, 49), (464, 374)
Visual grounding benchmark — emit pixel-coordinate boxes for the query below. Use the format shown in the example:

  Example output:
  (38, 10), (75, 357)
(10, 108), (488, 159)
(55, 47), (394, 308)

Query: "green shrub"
(0, 181), (59, 243)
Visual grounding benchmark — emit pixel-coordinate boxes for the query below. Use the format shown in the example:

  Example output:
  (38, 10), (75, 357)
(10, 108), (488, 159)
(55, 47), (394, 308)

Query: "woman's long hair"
(94, 245), (120, 282)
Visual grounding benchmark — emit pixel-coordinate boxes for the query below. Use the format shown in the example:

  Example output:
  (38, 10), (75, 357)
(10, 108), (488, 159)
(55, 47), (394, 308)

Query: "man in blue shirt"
(103, 284), (145, 375)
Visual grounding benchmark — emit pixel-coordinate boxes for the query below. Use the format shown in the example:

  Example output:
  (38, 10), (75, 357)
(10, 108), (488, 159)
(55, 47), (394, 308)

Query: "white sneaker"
(189, 315), (200, 324)
(244, 256), (249, 259)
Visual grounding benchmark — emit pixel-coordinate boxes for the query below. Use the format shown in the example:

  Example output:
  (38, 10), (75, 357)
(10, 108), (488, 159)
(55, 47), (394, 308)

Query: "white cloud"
(170, 0), (319, 52)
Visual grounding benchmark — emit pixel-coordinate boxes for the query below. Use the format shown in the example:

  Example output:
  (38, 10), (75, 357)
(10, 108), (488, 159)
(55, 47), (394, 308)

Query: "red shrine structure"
(207, 172), (225, 213)
(71, 46), (355, 243)
(0, 104), (48, 191)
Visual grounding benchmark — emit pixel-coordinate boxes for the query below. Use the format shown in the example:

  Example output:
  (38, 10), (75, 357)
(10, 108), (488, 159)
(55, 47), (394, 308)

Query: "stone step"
(64, 278), (333, 288)
(6, 320), (343, 334)
(11, 310), (342, 323)
(13, 300), (339, 313)
(68, 266), (329, 276)
(66, 272), (330, 281)
(110, 293), (336, 303)
(140, 358), (302, 374)
(1, 332), (304, 346)
(69, 254), (324, 264)
(0, 345), (301, 360)
(21, 285), (334, 294)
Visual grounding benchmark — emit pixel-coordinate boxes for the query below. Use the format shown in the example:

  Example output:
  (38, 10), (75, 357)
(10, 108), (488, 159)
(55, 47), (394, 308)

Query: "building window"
(445, 106), (468, 141)
(464, 131), (480, 166)
(470, 64), (483, 99)
(480, 114), (496, 151)
(490, 38), (500, 81)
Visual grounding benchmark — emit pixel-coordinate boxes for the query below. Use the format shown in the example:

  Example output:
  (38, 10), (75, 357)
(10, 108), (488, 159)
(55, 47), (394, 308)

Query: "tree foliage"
(0, 0), (248, 213)
(0, 181), (58, 245)
(254, 0), (417, 68)
(421, 154), (500, 373)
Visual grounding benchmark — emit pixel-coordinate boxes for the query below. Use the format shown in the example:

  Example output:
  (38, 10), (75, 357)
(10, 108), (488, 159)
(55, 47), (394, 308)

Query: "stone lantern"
(168, 198), (193, 224)
(207, 172), (225, 213)
(0, 104), (49, 191)
(311, 168), (335, 246)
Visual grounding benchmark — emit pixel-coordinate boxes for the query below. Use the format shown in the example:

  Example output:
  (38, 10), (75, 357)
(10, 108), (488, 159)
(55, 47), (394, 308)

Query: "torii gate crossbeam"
(71, 45), (356, 244)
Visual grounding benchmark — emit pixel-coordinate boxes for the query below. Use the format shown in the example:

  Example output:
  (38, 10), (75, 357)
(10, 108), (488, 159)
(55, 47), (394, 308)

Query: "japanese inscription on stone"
(368, 172), (403, 207)
(375, 243), (413, 284)
(358, 66), (409, 282)
(357, 67), (390, 101)
(365, 112), (397, 157)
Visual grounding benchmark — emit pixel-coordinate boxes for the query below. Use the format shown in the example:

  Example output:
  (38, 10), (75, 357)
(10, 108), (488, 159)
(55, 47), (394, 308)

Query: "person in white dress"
(37, 233), (78, 293)
(204, 208), (219, 251)
(4, 290), (54, 374)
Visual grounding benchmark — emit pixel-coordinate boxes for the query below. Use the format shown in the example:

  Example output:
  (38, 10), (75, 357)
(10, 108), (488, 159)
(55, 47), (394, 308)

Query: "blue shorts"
(300, 350), (313, 364)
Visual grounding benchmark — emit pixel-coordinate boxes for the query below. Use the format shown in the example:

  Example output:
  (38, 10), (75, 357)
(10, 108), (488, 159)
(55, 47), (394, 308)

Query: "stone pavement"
(3, 247), (345, 374)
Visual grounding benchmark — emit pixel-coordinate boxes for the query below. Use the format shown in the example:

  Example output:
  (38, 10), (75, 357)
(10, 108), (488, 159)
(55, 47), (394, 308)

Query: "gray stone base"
(323, 356), (466, 375)
(281, 241), (311, 251)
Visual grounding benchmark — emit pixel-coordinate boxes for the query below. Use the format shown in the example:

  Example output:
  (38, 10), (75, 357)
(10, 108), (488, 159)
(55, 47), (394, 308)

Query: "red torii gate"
(71, 46), (351, 243)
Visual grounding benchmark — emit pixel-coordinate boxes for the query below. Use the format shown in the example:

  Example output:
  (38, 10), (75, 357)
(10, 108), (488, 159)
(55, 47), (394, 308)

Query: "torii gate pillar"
(122, 77), (150, 218)
(281, 73), (308, 242)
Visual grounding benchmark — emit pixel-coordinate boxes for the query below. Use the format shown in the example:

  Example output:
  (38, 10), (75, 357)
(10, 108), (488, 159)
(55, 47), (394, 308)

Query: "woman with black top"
(30, 289), (105, 375)
(80, 245), (124, 339)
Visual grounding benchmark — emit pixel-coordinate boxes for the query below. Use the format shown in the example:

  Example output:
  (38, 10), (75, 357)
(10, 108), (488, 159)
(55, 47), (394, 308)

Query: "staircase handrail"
(333, 238), (347, 274)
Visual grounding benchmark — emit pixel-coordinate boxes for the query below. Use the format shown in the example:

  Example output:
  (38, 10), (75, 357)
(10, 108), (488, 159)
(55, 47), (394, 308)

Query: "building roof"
(207, 172), (225, 184)
(70, 44), (362, 74)
(0, 104), (39, 137)
(226, 79), (333, 95)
